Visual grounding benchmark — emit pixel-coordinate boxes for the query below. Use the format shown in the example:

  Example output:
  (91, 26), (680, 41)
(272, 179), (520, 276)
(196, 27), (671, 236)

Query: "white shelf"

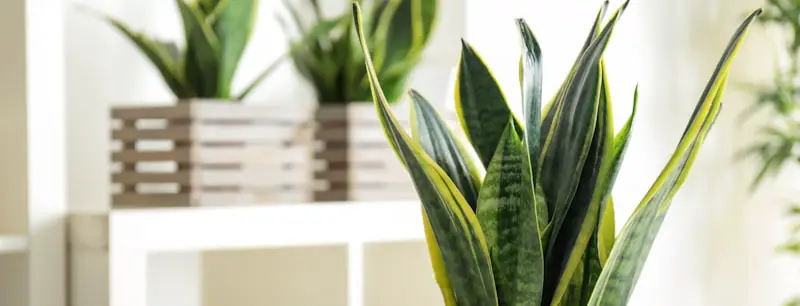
(0, 235), (27, 254)
(71, 201), (426, 253)
(69, 201), (427, 306)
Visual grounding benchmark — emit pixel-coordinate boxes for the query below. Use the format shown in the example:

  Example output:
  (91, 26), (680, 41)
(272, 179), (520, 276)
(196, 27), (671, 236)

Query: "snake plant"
(281, 0), (436, 104)
(94, 0), (277, 100)
(353, 1), (760, 305)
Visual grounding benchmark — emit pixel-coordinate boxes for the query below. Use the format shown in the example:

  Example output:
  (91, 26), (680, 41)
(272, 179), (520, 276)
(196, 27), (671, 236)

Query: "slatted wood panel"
(313, 103), (459, 202)
(110, 101), (314, 207)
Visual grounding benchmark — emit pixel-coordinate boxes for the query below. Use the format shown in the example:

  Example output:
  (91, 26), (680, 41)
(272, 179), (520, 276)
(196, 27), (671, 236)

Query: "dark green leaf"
(456, 40), (523, 168)
(516, 19), (544, 181)
(476, 120), (543, 306)
(410, 90), (484, 211)
(178, 0), (220, 98)
(540, 1), (609, 150)
(538, 3), (624, 226)
(543, 60), (610, 306)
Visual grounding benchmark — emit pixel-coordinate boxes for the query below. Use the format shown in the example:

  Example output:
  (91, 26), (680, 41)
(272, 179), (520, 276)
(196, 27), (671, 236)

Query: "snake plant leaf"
(423, 212), (457, 306)
(457, 40), (524, 168)
(212, 0), (257, 98)
(539, 2), (623, 224)
(588, 10), (761, 305)
(581, 238), (603, 304)
(415, 0), (438, 48)
(539, 6), (627, 303)
(517, 19), (544, 181)
(103, 16), (189, 98)
(597, 197), (616, 265)
(561, 259), (585, 306)
(158, 41), (181, 63)
(410, 90), (484, 211)
(540, 1), (609, 150)
(178, 0), (220, 98)
(597, 87), (638, 264)
(197, 0), (222, 15)
(590, 92), (722, 306)
(354, 4), (498, 305)
(476, 120), (544, 306)
(544, 60), (611, 306)
(382, 0), (437, 74)
(370, 0), (400, 73)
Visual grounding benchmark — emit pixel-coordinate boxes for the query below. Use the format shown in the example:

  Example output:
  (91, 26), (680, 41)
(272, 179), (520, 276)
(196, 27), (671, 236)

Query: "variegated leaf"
(411, 90), (484, 211)
(588, 9), (761, 304)
(353, 4), (498, 305)
(477, 120), (544, 306)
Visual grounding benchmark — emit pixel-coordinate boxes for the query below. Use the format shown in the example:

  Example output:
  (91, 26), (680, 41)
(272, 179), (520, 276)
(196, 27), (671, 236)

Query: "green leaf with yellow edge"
(476, 120), (543, 306)
(597, 87), (638, 265)
(353, 3), (498, 305)
(588, 9), (761, 305)
(177, 0), (220, 98)
(539, 2), (625, 229)
(544, 60), (612, 306)
(540, 1), (609, 150)
(456, 40), (523, 168)
(590, 95), (721, 306)
(597, 197), (616, 265)
(211, 0), (257, 98)
(540, 4), (628, 304)
(423, 212), (457, 306)
(410, 90), (484, 211)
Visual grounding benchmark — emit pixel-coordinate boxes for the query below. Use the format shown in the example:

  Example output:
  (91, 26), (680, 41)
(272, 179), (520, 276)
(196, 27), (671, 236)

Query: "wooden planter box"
(110, 101), (314, 207)
(313, 103), (458, 202)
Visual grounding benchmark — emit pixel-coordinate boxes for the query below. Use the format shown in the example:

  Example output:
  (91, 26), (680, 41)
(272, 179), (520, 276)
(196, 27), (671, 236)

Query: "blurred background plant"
(279, 0), (437, 104)
(86, 0), (280, 100)
(740, 1), (800, 304)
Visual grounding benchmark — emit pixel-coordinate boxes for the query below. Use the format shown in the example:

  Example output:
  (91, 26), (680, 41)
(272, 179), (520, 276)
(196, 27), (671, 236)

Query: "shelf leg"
(347, 241), (365, 306)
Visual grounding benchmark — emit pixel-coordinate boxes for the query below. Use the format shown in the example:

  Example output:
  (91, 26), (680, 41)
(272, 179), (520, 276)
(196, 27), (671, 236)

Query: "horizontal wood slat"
(113, 191), (310, 207)
(112, 124), (310, 143)
(112, 168), (310, 186)
(112, 146), (310, 165)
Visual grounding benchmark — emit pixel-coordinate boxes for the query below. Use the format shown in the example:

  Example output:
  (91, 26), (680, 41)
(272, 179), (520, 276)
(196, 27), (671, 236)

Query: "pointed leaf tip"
(460, 38), (469, 49)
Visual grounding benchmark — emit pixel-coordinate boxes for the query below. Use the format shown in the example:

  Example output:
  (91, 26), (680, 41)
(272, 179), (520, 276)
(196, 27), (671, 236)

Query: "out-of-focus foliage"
(89, 0), (278, 100)
(741, 1), (800, 305)
(280, 0), (437, 104)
